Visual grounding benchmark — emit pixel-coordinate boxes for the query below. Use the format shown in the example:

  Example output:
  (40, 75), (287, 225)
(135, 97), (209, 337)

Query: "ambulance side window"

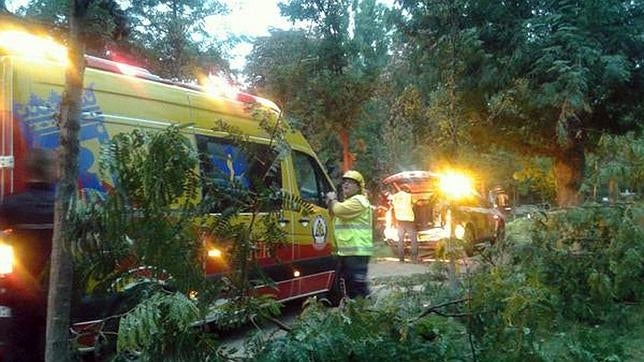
(196, 135), (282, 212)
(292, 151), (332, 207)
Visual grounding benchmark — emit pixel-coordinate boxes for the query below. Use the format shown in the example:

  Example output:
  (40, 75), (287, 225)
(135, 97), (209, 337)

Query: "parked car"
(379, 171), (506, 256)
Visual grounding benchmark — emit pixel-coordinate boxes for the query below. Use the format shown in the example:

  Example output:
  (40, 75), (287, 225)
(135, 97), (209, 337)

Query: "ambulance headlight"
(0, 243), (14, 275)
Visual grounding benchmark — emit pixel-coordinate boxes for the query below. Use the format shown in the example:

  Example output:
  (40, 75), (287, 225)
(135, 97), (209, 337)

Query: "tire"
(494, 221), (505, 244)
(319, 274), (343, 307)
(462, 225), (476, 257)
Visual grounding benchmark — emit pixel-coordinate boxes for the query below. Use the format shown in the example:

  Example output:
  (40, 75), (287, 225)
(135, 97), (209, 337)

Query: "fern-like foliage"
(116, 291), (220, 361)
(194, 108), (314, 327)
(65, 125), (222, 360)
(71, 125), (207, 296)
(247, 297), (468, 362)
(67, 106), (323, 359)
(242, 202), (643, 361)
(468, 203), (643, 360)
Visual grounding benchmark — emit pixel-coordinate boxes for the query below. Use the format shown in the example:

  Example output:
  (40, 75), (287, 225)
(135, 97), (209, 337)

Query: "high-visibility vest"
(333, 194), (373, 256)
(392, 191), (414, 222)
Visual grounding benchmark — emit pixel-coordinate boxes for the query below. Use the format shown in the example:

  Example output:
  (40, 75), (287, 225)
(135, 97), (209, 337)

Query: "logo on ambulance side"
(14, 85), (109, 190)
(311, 215), (327, 250)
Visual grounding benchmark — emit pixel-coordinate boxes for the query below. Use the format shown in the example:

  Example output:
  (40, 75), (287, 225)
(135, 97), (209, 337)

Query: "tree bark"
(553, 144), (584, 207)
(45, 1), (88, 360)
(339, 128), (352, 172)
(607, 177), (618, 205)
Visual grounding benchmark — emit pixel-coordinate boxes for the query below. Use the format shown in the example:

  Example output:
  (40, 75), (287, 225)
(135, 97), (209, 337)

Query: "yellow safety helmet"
(342, 170), (365, 191)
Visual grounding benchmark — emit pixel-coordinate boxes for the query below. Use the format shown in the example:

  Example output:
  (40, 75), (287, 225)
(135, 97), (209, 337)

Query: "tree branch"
(261, 314), (292, 333)
(414, 297), (471, 320)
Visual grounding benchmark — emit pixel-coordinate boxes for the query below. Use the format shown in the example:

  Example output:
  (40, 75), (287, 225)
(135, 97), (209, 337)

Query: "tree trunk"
(45, 2), (87, 360)
(339, 128), (352, 172)
(553, 144), (584, 207)
(607, 177), (618, 205)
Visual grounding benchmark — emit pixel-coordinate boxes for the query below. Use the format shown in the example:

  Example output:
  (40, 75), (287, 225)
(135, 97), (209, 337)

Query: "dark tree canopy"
(124, 0), (229, 80)
(248, 0), (390, 172)
(15, 0), (229, 81)
(394, 0), (643, 206)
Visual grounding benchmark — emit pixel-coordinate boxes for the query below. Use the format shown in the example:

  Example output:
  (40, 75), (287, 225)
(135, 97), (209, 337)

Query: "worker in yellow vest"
(392, 184), (418, 263)
(325, 170), (373, 298)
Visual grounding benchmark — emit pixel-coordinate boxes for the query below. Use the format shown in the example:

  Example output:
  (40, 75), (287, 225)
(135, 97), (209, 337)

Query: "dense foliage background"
(247, 203), (643, 361)
(2, 0), (641, 360)
(8, 0), (642, 206)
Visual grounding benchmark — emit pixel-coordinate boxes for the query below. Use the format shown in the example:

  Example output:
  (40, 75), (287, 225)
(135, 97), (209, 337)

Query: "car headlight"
(0, 243), (14, 275)
(438, 172), (475, 200)
(454, 225), (465, 239)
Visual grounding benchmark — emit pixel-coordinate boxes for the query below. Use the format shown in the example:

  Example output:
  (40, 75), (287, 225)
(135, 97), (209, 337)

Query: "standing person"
(0, 148), (56, 362)
(392, 184), (418, 263)
(325, 170), (373, 299)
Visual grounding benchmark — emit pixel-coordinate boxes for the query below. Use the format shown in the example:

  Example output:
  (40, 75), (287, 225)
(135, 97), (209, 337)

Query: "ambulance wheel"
(320, 275), (343, 307)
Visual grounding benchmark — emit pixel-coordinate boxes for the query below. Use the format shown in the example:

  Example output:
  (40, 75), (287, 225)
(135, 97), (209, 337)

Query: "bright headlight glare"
(0, 243), (14, 275)
(207, 248), (222, 258)
(454, 225), (466, 239)
(0, 29), (68, 64)
(438, 172), (474, 200)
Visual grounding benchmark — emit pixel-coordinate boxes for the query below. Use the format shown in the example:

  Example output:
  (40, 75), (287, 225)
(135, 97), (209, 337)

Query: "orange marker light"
(208, 248), (222, 258)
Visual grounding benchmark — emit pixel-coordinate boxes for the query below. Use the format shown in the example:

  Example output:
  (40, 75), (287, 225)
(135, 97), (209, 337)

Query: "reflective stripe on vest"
(334, 194), (373, 256)
(336, 245), (375, 254)
(334, 224), (371, 230)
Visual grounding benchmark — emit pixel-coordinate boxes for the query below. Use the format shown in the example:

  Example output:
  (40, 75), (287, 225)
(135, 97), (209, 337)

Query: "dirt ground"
(218, 257), (433, 357)
(368, 257), (429, 279)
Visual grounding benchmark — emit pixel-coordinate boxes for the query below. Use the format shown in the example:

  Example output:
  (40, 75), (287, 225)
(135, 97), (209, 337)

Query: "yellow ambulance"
(0, 26), (337, 356)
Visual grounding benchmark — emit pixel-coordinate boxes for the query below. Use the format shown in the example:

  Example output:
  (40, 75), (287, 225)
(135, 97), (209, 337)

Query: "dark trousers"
(337, 256), (370, 299)
(397, 220), (418, 261)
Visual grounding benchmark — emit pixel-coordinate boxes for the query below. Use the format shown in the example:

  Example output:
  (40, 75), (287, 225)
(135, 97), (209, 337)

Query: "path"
(369, 257), (429, 279)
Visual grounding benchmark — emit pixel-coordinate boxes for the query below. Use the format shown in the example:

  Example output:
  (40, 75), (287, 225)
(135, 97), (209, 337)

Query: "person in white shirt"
(391, 184), (418, 263)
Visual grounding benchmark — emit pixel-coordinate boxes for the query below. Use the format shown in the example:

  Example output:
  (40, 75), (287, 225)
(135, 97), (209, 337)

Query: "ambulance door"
(288, 149), (336, 298)
(195, 134), (288, 271)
